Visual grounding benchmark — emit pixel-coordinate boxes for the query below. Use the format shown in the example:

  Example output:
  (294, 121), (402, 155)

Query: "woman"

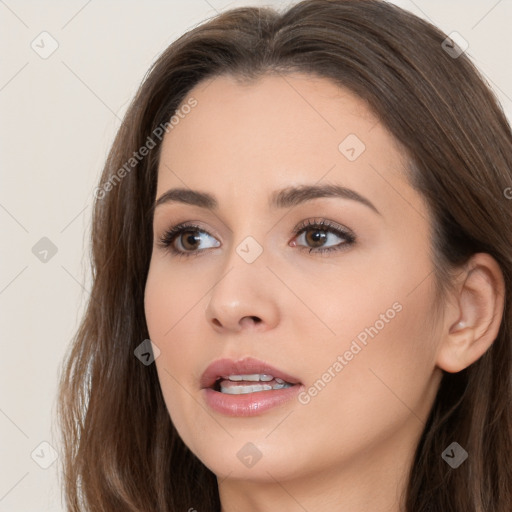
(57, 0), (512, 510)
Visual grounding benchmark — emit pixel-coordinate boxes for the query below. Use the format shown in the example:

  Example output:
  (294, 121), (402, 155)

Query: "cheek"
(144, 256), (204, 339)
(299, 239), (439, 423)
(144, 256), (213, 421)
(305, 267), (439, 435)
(144, 259), (203, 385)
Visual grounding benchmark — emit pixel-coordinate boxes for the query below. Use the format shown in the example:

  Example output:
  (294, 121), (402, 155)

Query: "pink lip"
(202, 385), (303, 417)
(200, 356), (303, 417)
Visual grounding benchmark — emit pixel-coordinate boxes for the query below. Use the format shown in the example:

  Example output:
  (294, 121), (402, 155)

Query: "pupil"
(308, 229), (326, 247)
(182, 230), (200, 249)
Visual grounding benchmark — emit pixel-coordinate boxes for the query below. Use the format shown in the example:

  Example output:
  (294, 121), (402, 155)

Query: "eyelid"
(157, 220), (220, 242)
(292, 217), (355, 238)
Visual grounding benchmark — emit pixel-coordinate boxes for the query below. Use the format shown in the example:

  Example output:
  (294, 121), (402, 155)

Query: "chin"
(186, 436), (314, 483)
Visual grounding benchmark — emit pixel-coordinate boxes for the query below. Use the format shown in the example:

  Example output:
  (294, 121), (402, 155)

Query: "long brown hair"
(57, 1), (512, 510)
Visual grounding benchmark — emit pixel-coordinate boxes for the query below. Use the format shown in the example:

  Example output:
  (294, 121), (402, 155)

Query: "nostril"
(241, 316), (261, 326)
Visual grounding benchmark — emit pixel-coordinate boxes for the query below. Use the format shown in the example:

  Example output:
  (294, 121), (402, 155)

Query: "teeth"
(220, 381), (293, 394)
(221, 383), (273, 394)
(215, 373), (296, 394)
(221, 374), (275, 382)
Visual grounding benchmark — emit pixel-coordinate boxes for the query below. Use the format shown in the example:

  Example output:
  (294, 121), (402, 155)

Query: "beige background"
(1, 0), (511, 510)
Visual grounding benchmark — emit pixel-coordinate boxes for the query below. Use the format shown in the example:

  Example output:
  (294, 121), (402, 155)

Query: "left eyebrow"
(153, 183), (381, 216)
(269, 184), (381, 215)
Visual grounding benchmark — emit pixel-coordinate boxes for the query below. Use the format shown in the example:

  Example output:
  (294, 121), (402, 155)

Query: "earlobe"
(435, 253), (505, 374)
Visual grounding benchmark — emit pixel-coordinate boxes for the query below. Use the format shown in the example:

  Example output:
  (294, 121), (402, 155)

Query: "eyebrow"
(154, 184), (381, 215)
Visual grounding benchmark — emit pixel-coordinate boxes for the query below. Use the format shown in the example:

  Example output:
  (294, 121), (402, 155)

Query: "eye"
(291, 218), (356, 254)
(158, 222), (220, 258)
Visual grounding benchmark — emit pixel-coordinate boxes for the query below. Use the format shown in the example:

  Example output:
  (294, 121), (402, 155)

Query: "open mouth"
(201, 359), (302, 416)
(212, 374), (296, 395)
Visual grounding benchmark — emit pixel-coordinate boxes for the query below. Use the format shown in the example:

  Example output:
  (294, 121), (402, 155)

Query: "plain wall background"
(1, 1), (511, 510)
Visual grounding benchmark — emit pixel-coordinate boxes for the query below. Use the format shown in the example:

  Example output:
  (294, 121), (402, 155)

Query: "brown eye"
(159, 223), (220, 257)
(179, 229), (202, 251)
(303, 228), (329, 248)
(293, 219), (356, 254)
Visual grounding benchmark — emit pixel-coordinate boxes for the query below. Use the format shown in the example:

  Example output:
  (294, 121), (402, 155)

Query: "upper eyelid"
(158, 220), (219, 239)
(295, 218), (353, 234)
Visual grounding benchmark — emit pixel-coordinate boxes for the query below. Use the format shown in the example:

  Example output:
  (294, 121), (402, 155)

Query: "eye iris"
(306, 229), (327, 247)
(181, 230), (201, 250)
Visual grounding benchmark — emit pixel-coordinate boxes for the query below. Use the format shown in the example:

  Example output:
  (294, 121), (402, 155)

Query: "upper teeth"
(221, 374), (285, 383)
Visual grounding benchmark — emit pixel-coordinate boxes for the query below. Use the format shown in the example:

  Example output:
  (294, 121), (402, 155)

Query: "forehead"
(155, 72), (421, 219)
(160, 72), (381, 162)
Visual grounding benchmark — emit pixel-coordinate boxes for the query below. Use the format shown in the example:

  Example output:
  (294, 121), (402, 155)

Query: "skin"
(144, 73), (505, 512)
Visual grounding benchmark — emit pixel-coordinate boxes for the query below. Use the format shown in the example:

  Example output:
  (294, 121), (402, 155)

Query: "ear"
(436, 253), (505, 373)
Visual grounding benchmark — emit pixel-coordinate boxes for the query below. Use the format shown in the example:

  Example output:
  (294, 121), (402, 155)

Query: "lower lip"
(202, 384), (303, 417)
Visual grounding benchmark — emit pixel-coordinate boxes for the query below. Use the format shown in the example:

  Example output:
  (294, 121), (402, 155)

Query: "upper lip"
(200, 357), (301, 389)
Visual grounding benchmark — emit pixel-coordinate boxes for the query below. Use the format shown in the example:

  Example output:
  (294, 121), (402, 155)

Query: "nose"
(204, 257), (281, 334)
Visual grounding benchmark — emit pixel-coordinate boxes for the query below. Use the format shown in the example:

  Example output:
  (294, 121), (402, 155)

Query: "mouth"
(200, 357), (303, 417)
(200, 356), (302, 394)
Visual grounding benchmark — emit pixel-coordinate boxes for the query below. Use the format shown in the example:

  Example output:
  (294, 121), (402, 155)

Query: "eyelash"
(157, 218), (356, 259)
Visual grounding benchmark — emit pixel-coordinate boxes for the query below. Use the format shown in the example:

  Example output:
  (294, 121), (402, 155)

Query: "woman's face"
(144, 73), (443, 487)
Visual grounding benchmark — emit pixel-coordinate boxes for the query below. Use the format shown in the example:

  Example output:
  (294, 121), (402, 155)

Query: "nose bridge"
(204, 224), (279, 331)
(221, 210), (269, 269)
